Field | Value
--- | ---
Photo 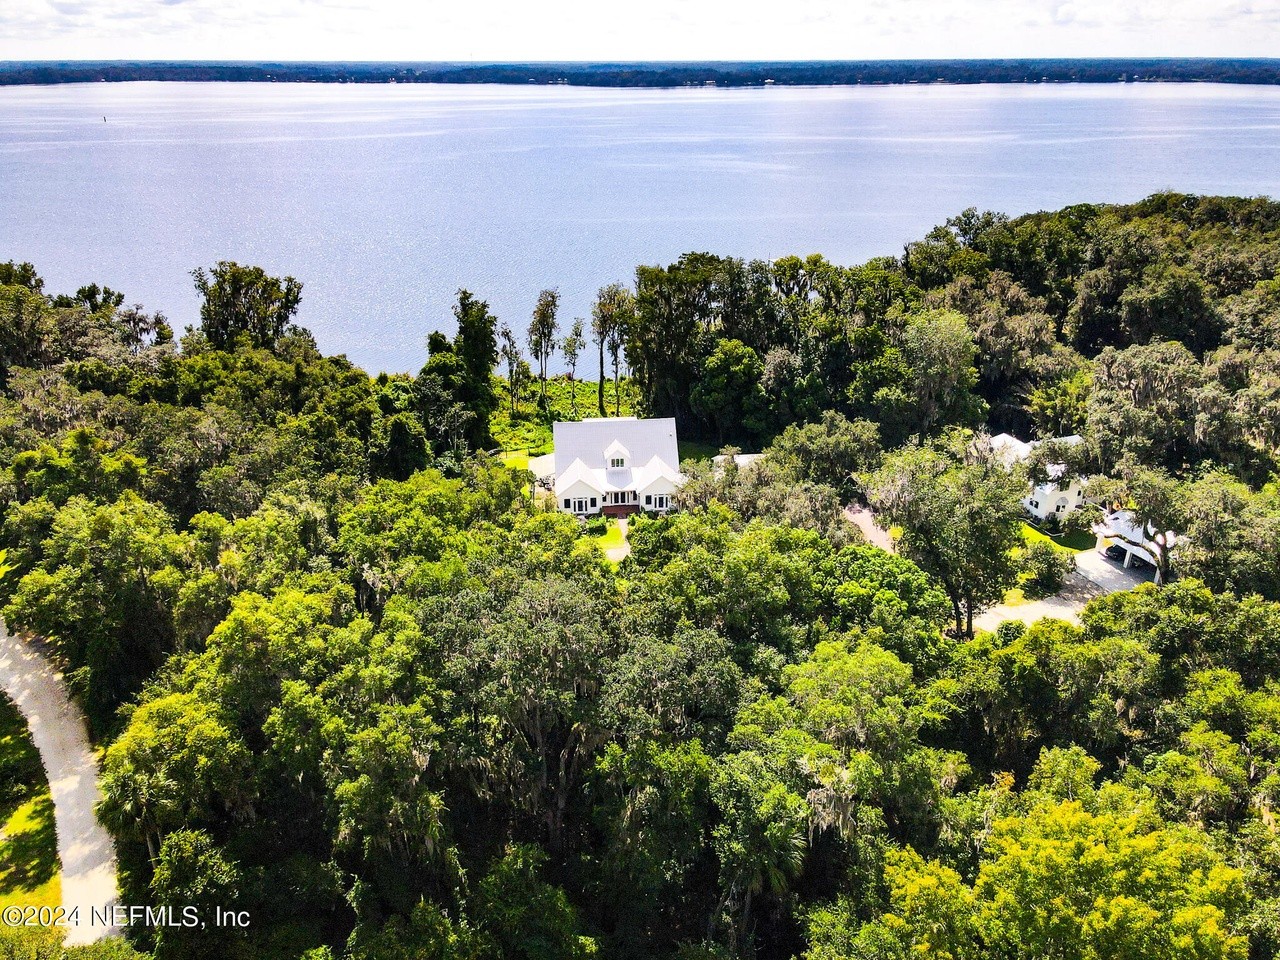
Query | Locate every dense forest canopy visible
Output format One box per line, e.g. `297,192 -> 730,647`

3,58 -> 1280,87
3,192 -> 1280,959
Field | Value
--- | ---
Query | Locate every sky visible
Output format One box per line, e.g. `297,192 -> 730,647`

2,0 -> 1279,62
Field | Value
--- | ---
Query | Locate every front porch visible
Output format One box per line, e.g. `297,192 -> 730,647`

602,503 -> 640,518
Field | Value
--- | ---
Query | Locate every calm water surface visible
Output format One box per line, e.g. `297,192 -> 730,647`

3,81 -> 1280,373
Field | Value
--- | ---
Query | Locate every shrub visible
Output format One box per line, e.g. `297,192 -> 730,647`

1018,540 -> 1076,598
1060,506 -> 1096,536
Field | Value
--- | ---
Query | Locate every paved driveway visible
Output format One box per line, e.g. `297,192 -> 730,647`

527,453 -> 555,483
841,505 -> 1155,633
973,571 -> 1104,631
0,626 -> 119,944
1075,549 -> 1155,592
975,552 -> 1153,633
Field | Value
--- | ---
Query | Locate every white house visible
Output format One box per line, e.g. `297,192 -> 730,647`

989,433 -> 1088,522
552,417 -> 684,517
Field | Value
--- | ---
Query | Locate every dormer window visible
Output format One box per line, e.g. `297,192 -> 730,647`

603,439 -> 630,470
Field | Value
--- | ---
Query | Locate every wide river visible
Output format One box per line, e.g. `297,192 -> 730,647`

3,81 -> 1280,373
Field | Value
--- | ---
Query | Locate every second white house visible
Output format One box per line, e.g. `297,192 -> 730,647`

989,432 -> 1088,522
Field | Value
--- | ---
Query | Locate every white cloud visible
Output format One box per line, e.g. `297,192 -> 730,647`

1,0 -> 1277,59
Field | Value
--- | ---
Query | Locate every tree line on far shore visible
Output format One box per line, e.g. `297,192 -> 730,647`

5,58 -> 1280,87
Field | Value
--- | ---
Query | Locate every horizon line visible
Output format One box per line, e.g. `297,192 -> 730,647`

6,56 -> 1280,65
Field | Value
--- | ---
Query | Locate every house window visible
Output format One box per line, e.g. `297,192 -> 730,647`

652,494 -> 670,510
645,495 -> 651,506
609,457 -> 625,468
1030,500 -> 1039,509
590,498 -> 597,508
563,498 -> 570,509
570,497 -> 590,514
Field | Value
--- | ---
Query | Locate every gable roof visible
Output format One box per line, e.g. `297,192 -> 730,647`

556,458 -> 605,494
553,417 -> 683,497
989,432 -> 1034,465
632,454 -> 684,493
553,417 -> 679,475
990,432 -> 1085,483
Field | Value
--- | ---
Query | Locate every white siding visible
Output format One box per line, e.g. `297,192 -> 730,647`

558,479 -> 603,515
1024,477 -> 1086,521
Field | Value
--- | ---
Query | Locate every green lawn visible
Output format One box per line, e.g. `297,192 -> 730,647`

0,695 -> 58,912
591,519 -> 626,552
1055,529 -> 1097,551
490,375 -> 638,454
0,794 -> 59,911
999,587 -> 1031,606
498,450 -> 530,472
1021,522 -> 1094,553
677,439 -> 721,462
